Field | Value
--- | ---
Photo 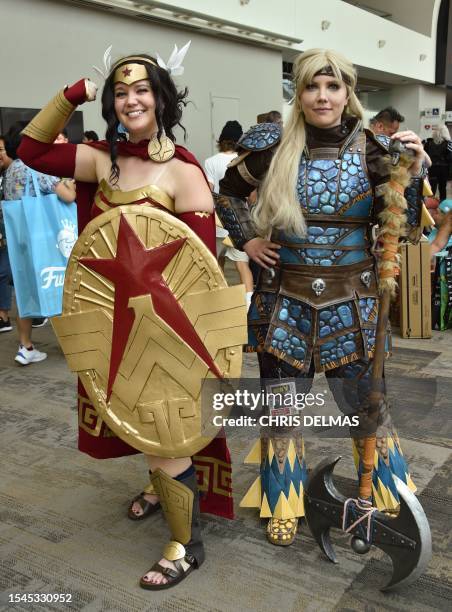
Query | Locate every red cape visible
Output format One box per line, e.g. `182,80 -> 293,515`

74,140 -> 234,519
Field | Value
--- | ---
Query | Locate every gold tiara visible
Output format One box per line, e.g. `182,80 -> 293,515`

112,56 -> 157,85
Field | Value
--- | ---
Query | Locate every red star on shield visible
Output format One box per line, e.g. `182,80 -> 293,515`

81,214 -> 223,400
122,66 -> 132,77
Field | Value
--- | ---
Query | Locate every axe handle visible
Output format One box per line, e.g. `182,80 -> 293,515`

359,288 -> 391,501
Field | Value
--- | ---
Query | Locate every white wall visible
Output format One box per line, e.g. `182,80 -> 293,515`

2,0 -> 445,158
387,85 -> 424,132
152,0 -> 440,82
0,0 -> 282,162
418,85 -> 447,139
366,84 -> 447,138
345,0 -> 437,36
359,91 -> 391,126
294,0 -> 437,82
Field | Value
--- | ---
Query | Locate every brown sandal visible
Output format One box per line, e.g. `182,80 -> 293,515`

128,471 -> 161,521
127,493 -> 161,521
139,542 -> 197,590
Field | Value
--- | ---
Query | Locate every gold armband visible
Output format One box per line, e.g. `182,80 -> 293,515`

21,89 -> 75,143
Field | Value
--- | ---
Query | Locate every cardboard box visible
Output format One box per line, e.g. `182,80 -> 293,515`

399,237 -> 432,338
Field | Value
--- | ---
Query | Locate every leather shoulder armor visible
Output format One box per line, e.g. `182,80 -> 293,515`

364,128 -> 390,153
238,122 -> 282,152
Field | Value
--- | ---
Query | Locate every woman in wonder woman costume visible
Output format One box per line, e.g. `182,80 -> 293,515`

19,49 -> 229,590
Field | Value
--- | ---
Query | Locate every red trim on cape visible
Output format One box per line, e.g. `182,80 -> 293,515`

75,141 -> 208,233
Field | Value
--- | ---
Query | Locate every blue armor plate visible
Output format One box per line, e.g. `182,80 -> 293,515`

238,122 -> 282,151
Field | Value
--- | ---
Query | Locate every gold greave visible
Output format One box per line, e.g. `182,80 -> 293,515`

150,468 -> 193,545
142,481 -> 157,496
21,89 -> 75,143
142,469 -> 157,496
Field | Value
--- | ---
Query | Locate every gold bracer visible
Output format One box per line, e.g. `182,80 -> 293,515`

150,469 -> 193,545
21,89 -> 75,143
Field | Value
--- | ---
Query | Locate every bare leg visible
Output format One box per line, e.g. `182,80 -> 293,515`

17,317 -> 32,347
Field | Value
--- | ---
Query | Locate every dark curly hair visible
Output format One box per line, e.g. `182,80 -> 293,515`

4,121 -> 28,159
101,54 -> 188,184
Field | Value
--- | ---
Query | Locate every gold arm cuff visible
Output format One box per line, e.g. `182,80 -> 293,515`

21,89 -> 75,143
150,469 -> 193,545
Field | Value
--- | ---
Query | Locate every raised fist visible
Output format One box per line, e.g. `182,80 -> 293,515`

85,79 -> 98,102
64,79 -> 96,106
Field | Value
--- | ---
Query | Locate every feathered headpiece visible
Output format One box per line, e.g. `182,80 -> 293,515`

92,41 -> 191,82
156,40 -> 191,76
92,45 -> 113,80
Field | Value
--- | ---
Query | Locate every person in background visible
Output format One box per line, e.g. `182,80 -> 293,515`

423,124 -> 452,202
54,129 -> 69,144
29,129 -> 77,329
0,135 -> 13,332
3,123 -> 76,364
257,110 -> 283,126
54,134 -> 77,202
369,106 -> 404,137
204,120 -> 254,308
82,130 -> 99,143
266,110 -> 282,125
429,199 -> 452,261
429,199 -> 452,330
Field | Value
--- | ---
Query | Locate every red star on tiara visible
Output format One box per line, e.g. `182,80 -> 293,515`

122,66 -> 132,77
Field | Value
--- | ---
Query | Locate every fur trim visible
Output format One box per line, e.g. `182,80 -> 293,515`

378,277 -> 398,294
376,156 -> 411,296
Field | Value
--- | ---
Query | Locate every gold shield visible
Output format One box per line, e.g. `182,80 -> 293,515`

52,205 -> 247,457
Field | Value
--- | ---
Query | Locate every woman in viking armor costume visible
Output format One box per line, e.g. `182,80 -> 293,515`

18,49 -> 219,589
216,48 -> 426,546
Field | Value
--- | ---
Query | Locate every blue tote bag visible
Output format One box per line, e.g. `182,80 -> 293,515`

2,169 -> 78,318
